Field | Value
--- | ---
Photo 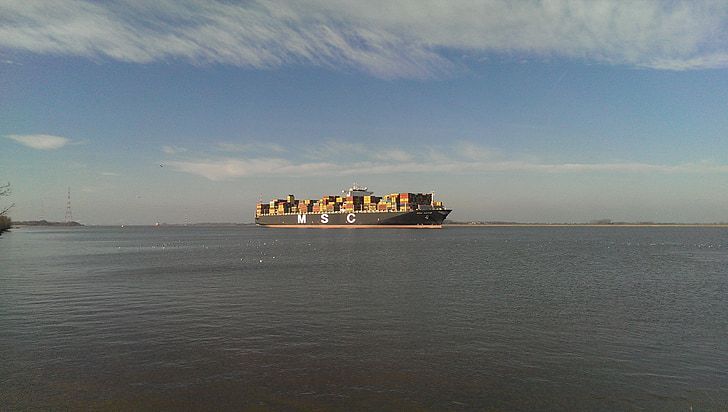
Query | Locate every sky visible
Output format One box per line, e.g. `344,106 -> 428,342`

2,0 -> 728,225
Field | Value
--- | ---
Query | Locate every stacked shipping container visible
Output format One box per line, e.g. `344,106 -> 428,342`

256,192 -> 442,217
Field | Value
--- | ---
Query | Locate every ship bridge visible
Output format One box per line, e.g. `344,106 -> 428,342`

344,183 -> 373,197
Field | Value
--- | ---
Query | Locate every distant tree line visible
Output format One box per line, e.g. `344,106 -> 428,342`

1,182 -> 13,234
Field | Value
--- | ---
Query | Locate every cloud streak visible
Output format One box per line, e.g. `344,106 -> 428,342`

162,145 -> 187,154
2,0 -> 726,78
165,142 -> 728,181
6,134 -> 71,149
214,142 -> 287,154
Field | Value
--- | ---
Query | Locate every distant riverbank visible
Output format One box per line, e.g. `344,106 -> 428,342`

12,220 -> 83,227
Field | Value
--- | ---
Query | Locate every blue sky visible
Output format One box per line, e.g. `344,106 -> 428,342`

2,0 -> 727,224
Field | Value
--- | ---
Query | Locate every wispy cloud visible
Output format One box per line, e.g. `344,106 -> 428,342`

6,134 -> 70,149
166,141 -> 728,181
214,142 -> 287,153
452,141 -> 500,161
302,141 -> 366,160
167,157 -> 335,181
1,1 -> 726,78
162,145 -> 187,154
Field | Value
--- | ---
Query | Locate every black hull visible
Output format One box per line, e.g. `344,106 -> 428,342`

255,209 -> 451,228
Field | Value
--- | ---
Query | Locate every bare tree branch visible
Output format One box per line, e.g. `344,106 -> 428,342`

0,182 -> 11,197
1,182 -> 14,216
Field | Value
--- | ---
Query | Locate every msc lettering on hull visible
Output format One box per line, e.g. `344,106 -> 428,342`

295,213 -> 358,224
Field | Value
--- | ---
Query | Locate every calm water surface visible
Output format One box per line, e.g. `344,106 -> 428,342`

1,225 -> 726,410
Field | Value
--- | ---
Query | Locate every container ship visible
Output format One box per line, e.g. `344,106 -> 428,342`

255,185 -> 451,228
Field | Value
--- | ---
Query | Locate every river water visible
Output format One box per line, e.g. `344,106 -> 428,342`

2,225 -> 726,410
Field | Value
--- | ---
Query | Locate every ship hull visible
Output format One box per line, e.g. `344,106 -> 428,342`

255,209 -> 451,228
